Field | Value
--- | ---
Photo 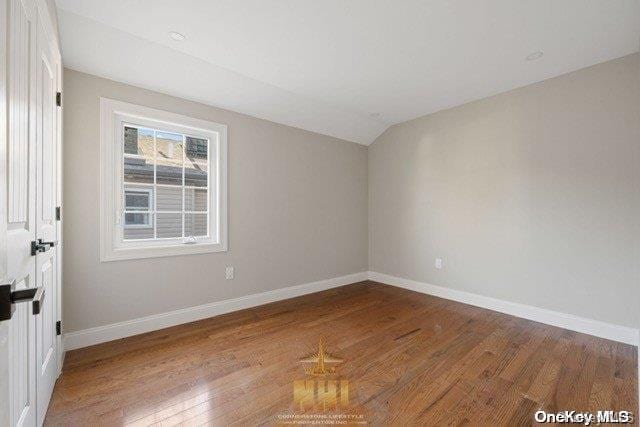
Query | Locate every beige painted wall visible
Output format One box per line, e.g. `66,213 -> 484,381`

63,69 -> 368,332
369,53 -> 640,329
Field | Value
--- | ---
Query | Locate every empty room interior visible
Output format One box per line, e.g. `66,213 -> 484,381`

1,0 -> 639,425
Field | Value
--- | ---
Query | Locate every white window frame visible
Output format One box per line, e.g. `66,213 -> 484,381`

100,98 -> 228,261
123,187 -> 153,229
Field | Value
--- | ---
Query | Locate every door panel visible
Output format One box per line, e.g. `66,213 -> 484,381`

7,0 -> 30,223
37,259 -> 54,373
9,296 -> 35,427
35,12 -> 58,423
6,0 -> 37,425
5,0 -> 60,424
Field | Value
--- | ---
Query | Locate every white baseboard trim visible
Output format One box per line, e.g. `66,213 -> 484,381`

368,271 -> 639,347
64,271 -> 368,350
64,270 -> 638,350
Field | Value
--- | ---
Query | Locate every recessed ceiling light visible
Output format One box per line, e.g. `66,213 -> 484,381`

168,31 -> 186,41
525,51 -> 543,61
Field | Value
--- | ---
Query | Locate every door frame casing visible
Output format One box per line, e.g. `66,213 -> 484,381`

55,33 -> 63,376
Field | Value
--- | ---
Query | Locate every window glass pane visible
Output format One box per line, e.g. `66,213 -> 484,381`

156,213 -> 183,238
185,136 -> 208,187
185,136 -> 208,159
156,186 -> 182,212
119,122 -> 216,247
125,212 -> 150,225
124,127 -> 154,184
124,126 -> 139,155
124,188 -> 151,210
123,214 -> 154,240
185,188 -> 207,212
184,213 -> 208,237
156,131 -> 183,186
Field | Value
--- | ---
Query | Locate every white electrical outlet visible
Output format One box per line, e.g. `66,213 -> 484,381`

225,266 -> 234,280
435,258 -> 443,270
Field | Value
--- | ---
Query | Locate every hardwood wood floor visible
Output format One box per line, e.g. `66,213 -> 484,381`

45,281 -> 638,426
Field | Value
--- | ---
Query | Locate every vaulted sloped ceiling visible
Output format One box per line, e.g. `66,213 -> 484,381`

56,0 -> 640,145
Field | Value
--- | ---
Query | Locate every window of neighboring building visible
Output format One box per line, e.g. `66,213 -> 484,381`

100,98 -> 228,261
124,126 -> 139,155
124,188 -> 153,228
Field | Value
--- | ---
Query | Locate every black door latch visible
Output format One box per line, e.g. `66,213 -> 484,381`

0,279 -> 45,320
31,239 -> 56,256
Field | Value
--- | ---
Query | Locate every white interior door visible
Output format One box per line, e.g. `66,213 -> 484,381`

4,0 -> 60,425
6,0 -> 38,425
34,6 -> 59,423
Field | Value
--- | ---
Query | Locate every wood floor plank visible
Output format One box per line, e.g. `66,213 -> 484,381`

45,281 -> 638,426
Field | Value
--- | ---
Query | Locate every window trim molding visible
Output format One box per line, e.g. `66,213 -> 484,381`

100,98 -> 228,262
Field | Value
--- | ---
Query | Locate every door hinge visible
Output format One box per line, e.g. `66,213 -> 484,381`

56,321 -> 61,336
56,92 -> 62,107
56,206 -> 61,221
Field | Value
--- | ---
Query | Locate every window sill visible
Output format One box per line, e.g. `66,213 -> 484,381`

101,241 -> 227,262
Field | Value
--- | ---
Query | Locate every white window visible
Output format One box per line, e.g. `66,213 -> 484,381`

100,98 -> 227,261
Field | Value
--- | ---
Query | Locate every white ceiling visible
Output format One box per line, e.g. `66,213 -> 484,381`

56,0 -> 640,145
